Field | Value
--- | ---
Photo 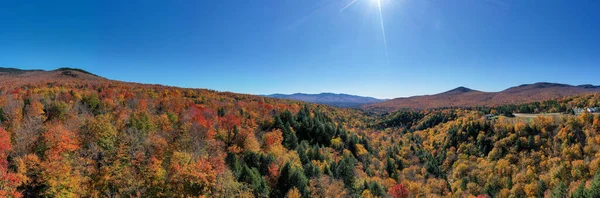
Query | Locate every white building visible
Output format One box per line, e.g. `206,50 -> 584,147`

573,107 -> 599,114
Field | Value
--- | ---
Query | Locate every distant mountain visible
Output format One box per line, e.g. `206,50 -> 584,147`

364,82 -> 600,111
265,93 -> 385,108
0,67 -> 44,73
0,67 -> 104,83
439,86 -> 479,95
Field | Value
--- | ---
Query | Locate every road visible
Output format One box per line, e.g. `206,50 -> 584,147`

513,113 -> 600,118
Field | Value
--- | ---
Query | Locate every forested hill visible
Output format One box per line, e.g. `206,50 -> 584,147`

0,67 -> 105,83
365,82 -> 600,111
0,68 -> 373,197
2,68 -> 600,197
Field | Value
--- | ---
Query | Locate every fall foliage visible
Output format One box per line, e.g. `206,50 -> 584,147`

2,70 -> 600,197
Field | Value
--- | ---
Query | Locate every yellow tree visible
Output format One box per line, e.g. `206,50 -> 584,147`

39,124 -> 86,197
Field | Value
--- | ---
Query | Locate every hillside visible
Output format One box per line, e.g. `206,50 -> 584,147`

3,69 -> 600,197
0,67 -> 105,84
0,67 -> 374,197
266,93 -> 385,108
365,82 -> 600,111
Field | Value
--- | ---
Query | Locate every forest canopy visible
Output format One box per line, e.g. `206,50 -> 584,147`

1,76 -> 600,197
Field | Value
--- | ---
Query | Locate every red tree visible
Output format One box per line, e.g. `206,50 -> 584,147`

0,128 -> 23,197
389,183 -> 409,198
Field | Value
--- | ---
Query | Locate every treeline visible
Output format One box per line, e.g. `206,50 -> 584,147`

475,93 -> 600,115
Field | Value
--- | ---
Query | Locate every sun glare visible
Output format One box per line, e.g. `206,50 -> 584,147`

342,0 -> 390,63
375,0 -> 389,64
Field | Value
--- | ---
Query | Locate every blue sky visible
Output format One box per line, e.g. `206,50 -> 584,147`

1,0 -> 599,99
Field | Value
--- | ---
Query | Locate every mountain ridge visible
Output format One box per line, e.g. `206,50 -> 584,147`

439,86 -> 481,95
3,67 -> 599,112
0,67 -> 97,75
365,82 -> 600,111
0,67 -> 105,84
265,92 -> 386,108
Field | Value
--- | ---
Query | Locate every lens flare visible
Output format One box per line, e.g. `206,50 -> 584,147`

376,0 -> 389,64
341,0 -> 392,64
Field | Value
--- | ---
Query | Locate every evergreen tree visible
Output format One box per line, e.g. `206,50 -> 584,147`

571,181 -> 587,198
282,123 -> 298,150
217,107 -> 226,117
303,162 -> 322,178
551,181 -> 567,198
589,171 -> 600,197
335,156 -> 356,188
368,181 -> 386,197
239,165 -> 269,197
272,163 -> 309,197
537,180 -> 548,198
528,135 -> 535,149
273,113 -> 298,150
297,141 -> 310,164
323,164 -> 332,176
226,152 -> 242,178
386,157 -> 396,178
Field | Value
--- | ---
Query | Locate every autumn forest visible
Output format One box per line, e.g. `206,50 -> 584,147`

1,69 -> 600,198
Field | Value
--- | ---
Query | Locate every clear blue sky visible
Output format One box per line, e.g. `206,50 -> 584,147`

1,0 -> 599,99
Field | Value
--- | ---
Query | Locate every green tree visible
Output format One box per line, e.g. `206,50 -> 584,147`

87,114 -> 117,153
226,152 -> 242,178
82,93 -> 100,113
0,108 -> 6,122
273,114 -> 298,150
589,171 -> 600,197
239,165 -> 269,197
551,181 -> 567,198
335,156 -> 356,188
129,112 -> 153,133
366,181 -> 386,197
537,180 -> 548,198
272,163 -> 309,197
46,101 -> 69,120
571,181 -> 587,198
386,157 -> 396,178
282,123 -> 298,150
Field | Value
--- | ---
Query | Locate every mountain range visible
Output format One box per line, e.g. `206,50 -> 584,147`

3,67 -> 599,112
265,93 -> 386,108
365,82 -> 600,111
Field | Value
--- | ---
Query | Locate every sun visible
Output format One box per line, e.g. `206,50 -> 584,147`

342,0 -> 391,63
340,0 -> 393,63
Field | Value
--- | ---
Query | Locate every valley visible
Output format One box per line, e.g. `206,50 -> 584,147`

1,68 -> 600,197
